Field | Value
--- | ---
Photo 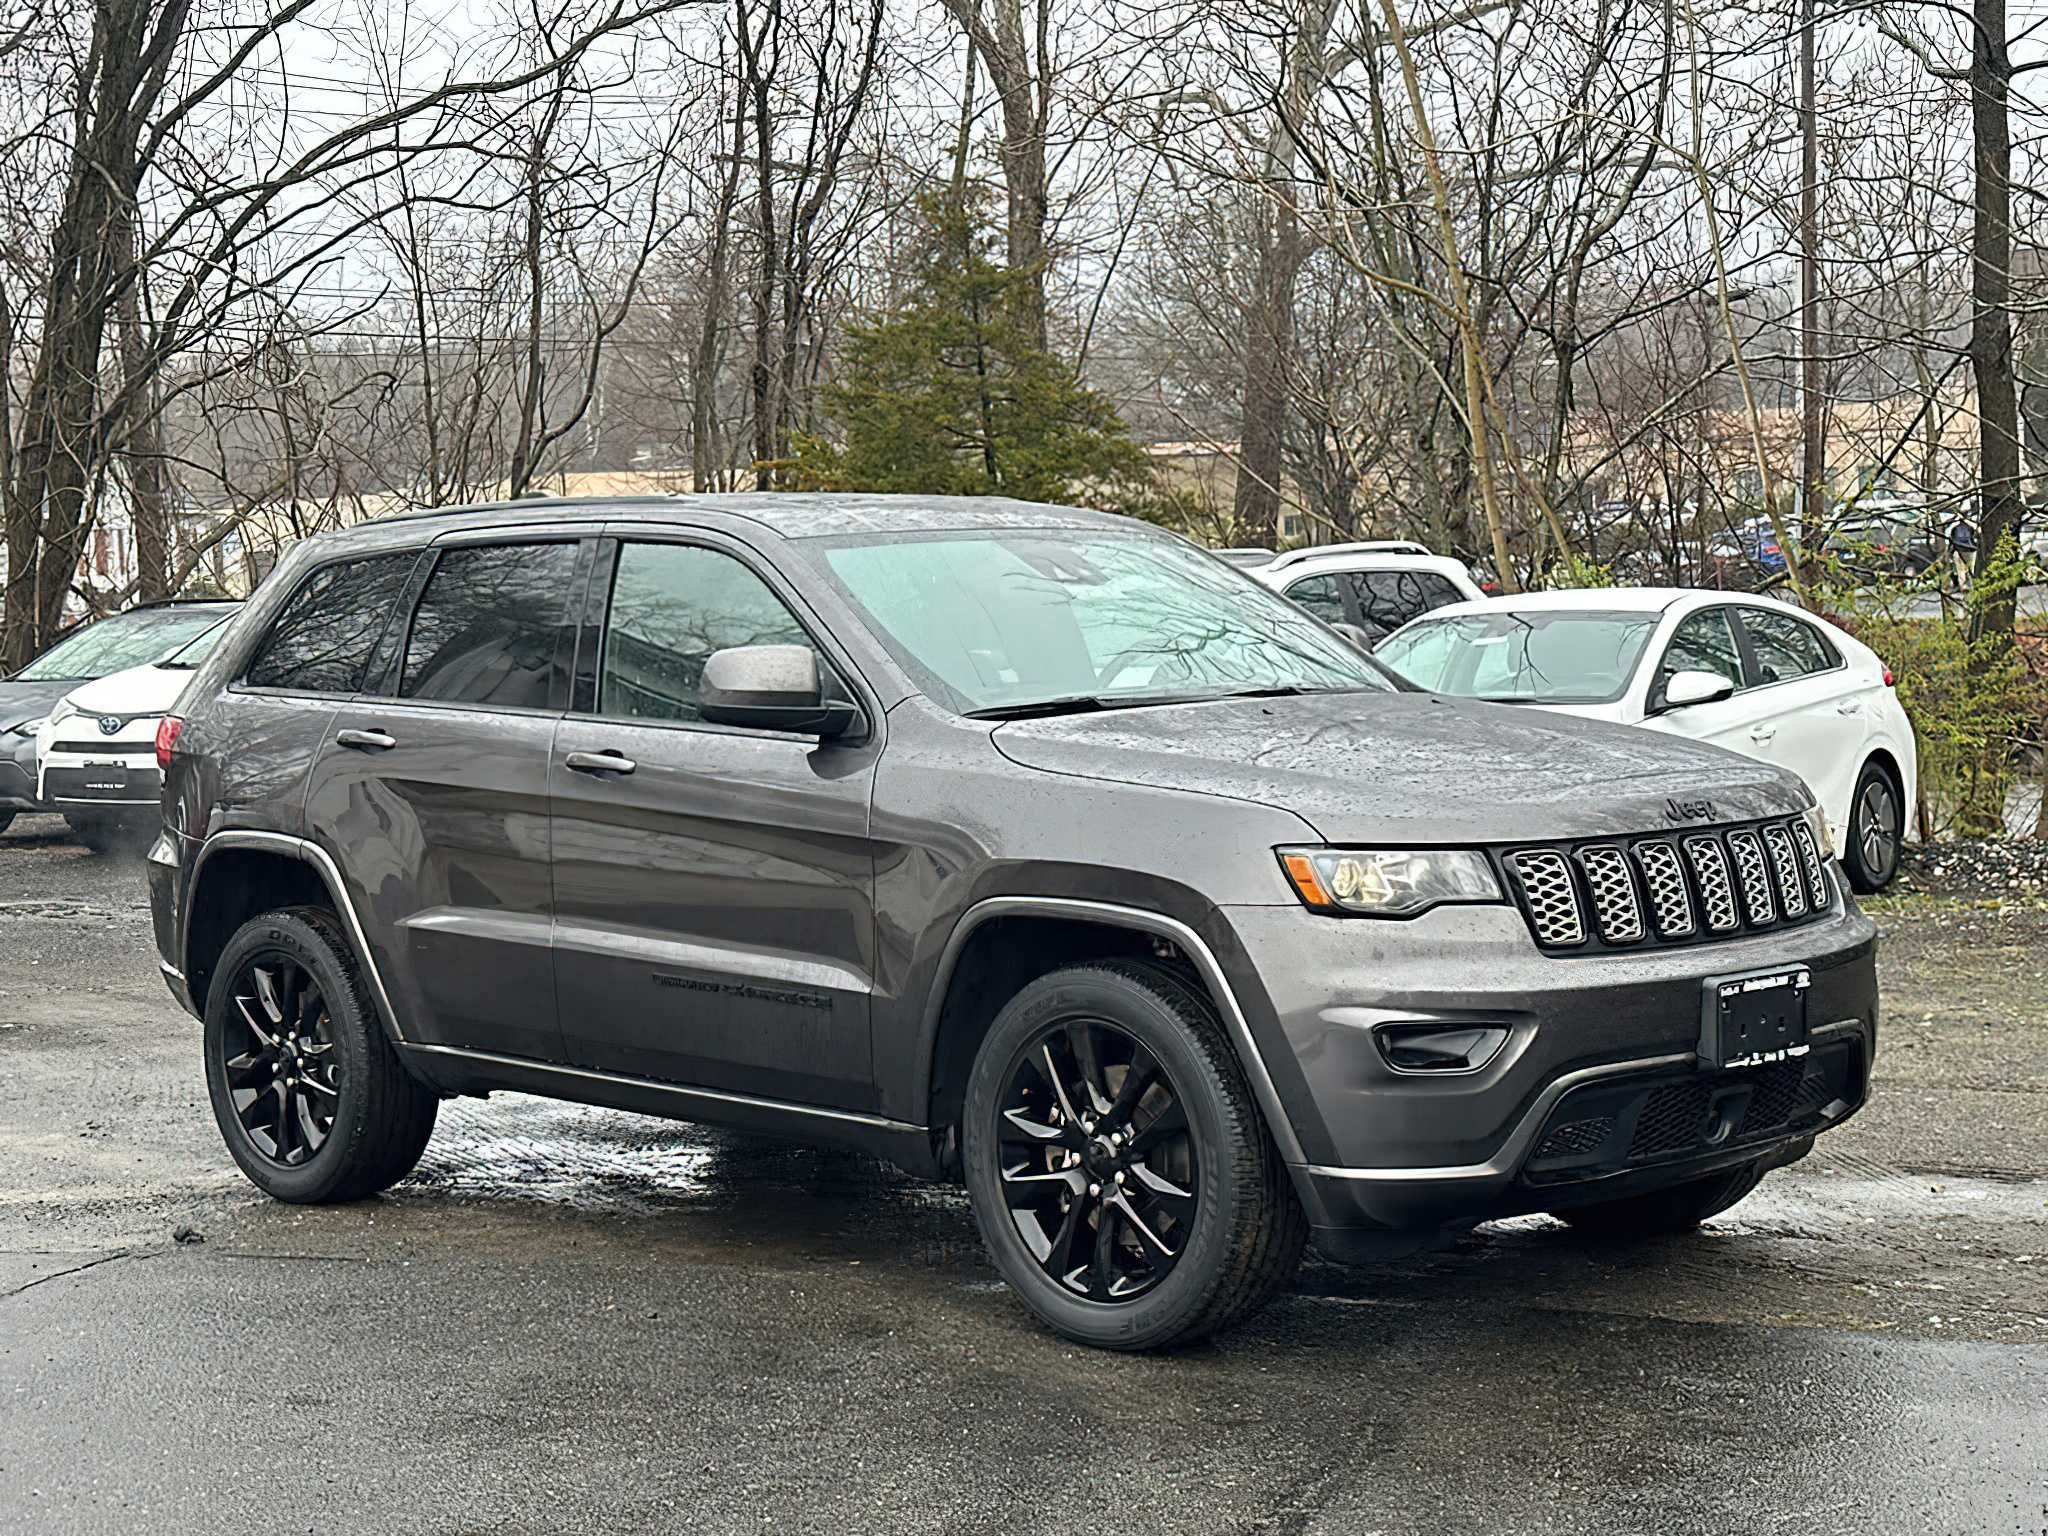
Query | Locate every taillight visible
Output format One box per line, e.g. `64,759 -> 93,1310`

1882,668 -> 1895,687
155,715 -> 185,772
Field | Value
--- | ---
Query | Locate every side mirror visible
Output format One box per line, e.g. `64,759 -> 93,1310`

1330,621 -> 1376,651
698,645 -> 858,739
1659,668 -> 1736,711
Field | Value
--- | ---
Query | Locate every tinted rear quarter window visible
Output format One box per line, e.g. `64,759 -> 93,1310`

400,543 -> 580,709
245,553 -> 421,694
1281,574 -> 1346,625
1350,570 -> 1463,637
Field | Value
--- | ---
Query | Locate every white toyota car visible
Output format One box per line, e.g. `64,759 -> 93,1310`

35,616 -> 233,849
1374,588 -> 1917,891
1251,541 -> 1487,642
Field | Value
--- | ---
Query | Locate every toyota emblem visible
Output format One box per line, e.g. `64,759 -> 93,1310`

98,715 -> 123,736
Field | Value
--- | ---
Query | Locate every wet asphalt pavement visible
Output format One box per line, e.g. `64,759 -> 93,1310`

2,816 -> 2045,1534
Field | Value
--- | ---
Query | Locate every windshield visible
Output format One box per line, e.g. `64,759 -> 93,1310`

1376,610 -> 1660,704
816,529 -> 1395,715
15,607 -> 234,683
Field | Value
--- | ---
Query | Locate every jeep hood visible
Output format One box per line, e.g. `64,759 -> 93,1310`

989,691 -> 1805,844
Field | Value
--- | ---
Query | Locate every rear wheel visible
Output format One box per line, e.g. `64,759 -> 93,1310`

1843,761 -> 1902,893
203,906 -> 437,1203
1554,1162 -> 1765,1237
961,960 -> 1305,1351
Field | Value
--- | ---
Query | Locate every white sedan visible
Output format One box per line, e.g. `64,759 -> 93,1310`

1374,588 -> 1917,891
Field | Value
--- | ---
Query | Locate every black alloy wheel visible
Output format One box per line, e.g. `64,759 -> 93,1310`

995,1018 -> 1199,1303
221,952 -> 341,1166
1846,764 -> 1901,892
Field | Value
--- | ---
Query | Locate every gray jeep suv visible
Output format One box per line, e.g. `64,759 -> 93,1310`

148,495 -> 1877,1349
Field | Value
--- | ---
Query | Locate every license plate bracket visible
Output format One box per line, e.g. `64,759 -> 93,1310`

1700,966 -> 1810,1069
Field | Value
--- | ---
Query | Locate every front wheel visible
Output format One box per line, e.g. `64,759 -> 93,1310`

1554,1161 -> 1765,1237
203,906 -> 438,1203
1843,762 -> 1903,893
961,960 -> 1305,1351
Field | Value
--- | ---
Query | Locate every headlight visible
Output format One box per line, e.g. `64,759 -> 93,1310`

1802,803 -> 1835,860
4,714 -> 45,739
44,698 -> 79,732
1278,846 -> 1503,917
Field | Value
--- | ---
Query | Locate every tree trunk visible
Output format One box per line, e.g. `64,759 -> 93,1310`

115,210 -> 169,600
943,0 -> 1048,348
1967,0 -> 2020,646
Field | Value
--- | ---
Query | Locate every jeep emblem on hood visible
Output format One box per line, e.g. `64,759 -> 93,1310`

1664,796 -> 1717,823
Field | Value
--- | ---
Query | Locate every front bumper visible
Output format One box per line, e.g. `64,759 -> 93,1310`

1217,888 -> 1878,1252
0,733 -> 44,812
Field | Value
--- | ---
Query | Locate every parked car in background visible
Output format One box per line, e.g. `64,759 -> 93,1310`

1375,589 -> 1916,891
35,615 -> 235,850
149,495 -> 1874,1351
0,600 -> 241,840
1210,547 -> 1277,569
1821,513 -> 1937,579
1252,541 -> 1485,642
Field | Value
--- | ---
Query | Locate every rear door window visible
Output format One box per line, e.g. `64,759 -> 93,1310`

245,552 -> 421,694
1738,608 -> 1839,685
399,543 -> 580,709
1281,574 -> 1348,625
1348,570 -> 1464,638
596,542 -> 815,724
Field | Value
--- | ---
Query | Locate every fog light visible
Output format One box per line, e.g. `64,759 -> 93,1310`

1375,1023 -> 1509,1074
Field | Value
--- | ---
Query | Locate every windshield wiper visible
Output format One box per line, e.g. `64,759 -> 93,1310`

963,695 -> 1113,720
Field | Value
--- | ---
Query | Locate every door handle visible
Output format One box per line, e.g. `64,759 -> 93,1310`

564,750 -> 636,776
1836,700 -> 1863,715
1749,725 -> 1777,743
336,729 -> 396,751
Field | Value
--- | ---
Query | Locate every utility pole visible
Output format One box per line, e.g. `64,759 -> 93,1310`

1798,0 -> 1823,575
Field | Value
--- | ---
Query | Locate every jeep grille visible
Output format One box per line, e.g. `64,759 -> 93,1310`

1503,816 -> 1834,954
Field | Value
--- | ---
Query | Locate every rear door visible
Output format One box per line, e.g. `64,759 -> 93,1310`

549,527 -> 882,1111
1728,604 -> 1866,823
305,532 -> 588,1062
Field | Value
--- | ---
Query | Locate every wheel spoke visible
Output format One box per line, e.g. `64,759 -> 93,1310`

1066,1022 -> 1113,1115
1086,1204 -> 1120,1298
297,1073 -> 339,1100
1043,1194 -> 1088,1282
1038,1043 -> 1086,1129
1130,1162 -> 1196,1227
1111,1192 -> 1180,1261
1102,1046 -> 1159,1130
252,965 -> 287,1026
1000,1163 -> 1084,1209
999,1106 -> 1075,1149
1126,1095 -> 1187,1156
234,994 -> 280,1051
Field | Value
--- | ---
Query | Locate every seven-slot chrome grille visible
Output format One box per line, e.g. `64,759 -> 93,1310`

1504,817 -> 1833,953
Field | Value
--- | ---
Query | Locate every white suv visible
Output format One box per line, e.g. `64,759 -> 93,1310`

1251,542 -> 1486,642
36,616 -> 232,849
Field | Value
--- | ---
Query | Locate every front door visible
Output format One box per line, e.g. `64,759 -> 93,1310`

304,534 -> 585,1062
549,532 -> 881,1111
1641,605 -> 1760,760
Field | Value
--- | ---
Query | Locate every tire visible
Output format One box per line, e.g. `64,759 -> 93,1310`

203,906 -> 437,1203
0,809 -> 14,838
64,814 -> 120,854
961,959 -> 1306,1351
1843,760 -> 1903,893
1555,1161 -> 1765,1237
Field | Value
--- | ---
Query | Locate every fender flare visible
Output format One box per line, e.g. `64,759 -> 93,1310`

916,895 -> 1308,1165
186,830 -> 408,1043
